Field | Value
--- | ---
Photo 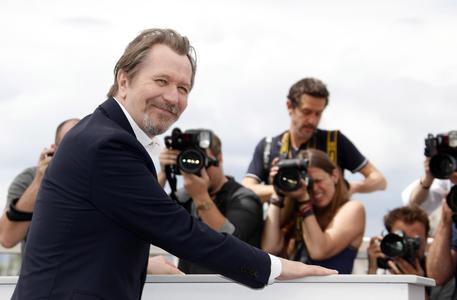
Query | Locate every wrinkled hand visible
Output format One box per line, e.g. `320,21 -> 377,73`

147,256 -> 184,275
276,257 -> 337,280
389,256 -> 424,276
35,145 -> 56,181
182,168 -> 210,199
159,149 -> 180,172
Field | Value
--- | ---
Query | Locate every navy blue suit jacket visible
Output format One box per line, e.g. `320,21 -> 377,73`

12,98 -> 270,300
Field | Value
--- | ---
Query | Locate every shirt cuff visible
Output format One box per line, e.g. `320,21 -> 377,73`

267,254 -> 282,284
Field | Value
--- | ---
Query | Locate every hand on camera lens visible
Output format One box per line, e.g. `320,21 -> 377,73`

182,168 -> 210,199
268,157 -> 280,185
389,257 -> 424,276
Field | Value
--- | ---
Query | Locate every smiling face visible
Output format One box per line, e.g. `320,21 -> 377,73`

116,44 -> 192,137
308,166 -> 339,208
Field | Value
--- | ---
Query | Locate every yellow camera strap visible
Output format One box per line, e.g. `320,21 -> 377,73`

326,130 -> 338,165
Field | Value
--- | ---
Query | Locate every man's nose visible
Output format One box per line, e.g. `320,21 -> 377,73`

162,86 -> 180,104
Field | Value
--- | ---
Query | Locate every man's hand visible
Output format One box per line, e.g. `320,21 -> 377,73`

388,257 -> 425,277
35,145 -> 56,182
159,149 -> 180,172
147,256 -> 184,275
276,257 -> 337,280
182,168 -> 210,200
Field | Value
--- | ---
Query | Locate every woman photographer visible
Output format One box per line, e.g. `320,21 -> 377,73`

262,149 -> 365,274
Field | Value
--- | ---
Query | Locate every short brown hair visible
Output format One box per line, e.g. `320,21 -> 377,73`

209,133 -> 222,157
107,28 -> 197,98
55,118 -> 80,145
384,206 -> 430,236
287,77 -> 329,107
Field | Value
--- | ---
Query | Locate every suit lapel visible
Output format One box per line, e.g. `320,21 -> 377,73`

98,98 -> 158,179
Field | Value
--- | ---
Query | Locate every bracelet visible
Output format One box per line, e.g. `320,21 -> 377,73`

269,195 -> 284,208
6,198 -> 33,222
297,202 -> 314,218
419,178 -> 431,190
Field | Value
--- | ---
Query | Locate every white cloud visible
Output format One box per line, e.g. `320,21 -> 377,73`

1,0 -> 456,235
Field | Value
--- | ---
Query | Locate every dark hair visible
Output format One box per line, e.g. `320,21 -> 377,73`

287,77 -> 329,107
107,28 -> 197,98
384,206 -> 430,236
55,118 -> 80,145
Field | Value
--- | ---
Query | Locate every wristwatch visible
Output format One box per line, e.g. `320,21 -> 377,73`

196,200 -> 213,211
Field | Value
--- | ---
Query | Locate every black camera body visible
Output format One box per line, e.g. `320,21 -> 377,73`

272,159 -> 313,192
164,128 -> 217,175
376,230 -> 421,269
425,131 -> 457,179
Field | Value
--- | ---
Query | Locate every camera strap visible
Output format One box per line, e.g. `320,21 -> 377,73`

165,165 -> 178,201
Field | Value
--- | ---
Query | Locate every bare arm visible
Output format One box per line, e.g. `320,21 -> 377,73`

261,203 -> 285,254
242,177 -> 274,203
0,147 -> 53,248
426,200 -> 457,285
301,201 -> 365,260
349,162 -> 387,194
406,158 -> 435,206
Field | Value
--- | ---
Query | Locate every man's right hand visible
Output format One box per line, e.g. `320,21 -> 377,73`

276,257 -> 337,280
35,145 -> 56,182
159,149 -> 180,172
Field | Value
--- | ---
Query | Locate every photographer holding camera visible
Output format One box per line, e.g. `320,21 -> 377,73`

243,77 -> 386,203
367,206 -> 429,276
262,149 -> 365,274
0,118 -> 79,254
158,128 -> 264,274
402,131 -> 457,236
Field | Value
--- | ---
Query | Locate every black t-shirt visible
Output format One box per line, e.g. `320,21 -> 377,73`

245,129 -> 368,183
177,177 -> 263,274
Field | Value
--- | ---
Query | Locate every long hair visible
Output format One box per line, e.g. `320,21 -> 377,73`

299,149 -> 349,230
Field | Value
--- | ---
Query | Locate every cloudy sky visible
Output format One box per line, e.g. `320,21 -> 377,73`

0,0 -> 456,235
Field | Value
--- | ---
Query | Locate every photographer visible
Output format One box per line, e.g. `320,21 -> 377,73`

367,206 -> 429,276
0,118 -> 79,253
262,149 -> 365,274
243,77 -> 386,203
402,131 -> 457,236
158,130 -> 264,274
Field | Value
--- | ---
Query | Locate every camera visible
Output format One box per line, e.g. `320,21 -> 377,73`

272,159 -> 313,192
425,131 -> 457,179
164,127 -> 218,174
376,230 -> 420,269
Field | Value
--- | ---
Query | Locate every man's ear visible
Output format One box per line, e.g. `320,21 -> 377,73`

286,100 -> 294,115
117,70 -> 129,100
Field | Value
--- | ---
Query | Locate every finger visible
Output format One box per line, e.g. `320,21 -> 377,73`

387,260 -> 401,274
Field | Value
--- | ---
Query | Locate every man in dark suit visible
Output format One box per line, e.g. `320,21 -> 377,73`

12,28 -> 336,300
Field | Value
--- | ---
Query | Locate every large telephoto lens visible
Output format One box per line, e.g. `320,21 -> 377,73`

380,233 -> 405,257
177,148 -> 205,174
430,153 -> 457,179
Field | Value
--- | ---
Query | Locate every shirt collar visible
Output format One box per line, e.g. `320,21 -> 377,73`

113,97 -> 161,157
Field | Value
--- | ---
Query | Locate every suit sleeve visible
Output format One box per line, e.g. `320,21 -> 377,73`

90,137 -> 270,288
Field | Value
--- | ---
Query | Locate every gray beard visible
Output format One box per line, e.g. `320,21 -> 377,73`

143,115 -> 165,137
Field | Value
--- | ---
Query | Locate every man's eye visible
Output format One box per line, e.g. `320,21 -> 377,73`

178,86 -> 189,95
156,79 -> 167,85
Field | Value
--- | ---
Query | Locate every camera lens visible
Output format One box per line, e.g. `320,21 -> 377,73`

177,148 -> 205,174
274,169 -> 301,192
430,153 -> 457,179
447,186 -> 457,212
380,233 -> 405,257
